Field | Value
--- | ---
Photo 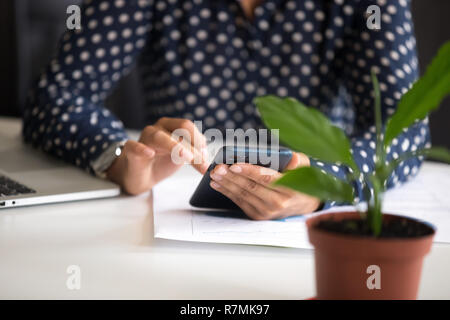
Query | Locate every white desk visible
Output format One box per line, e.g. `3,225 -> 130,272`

0,117 -> 449,299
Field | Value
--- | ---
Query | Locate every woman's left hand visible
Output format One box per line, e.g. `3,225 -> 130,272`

209,152 -> 321,220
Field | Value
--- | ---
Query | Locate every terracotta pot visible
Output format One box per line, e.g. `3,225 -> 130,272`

306,211 -> 435,300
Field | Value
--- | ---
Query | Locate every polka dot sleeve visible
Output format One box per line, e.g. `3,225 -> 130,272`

311,0 -> 430,208
22,0 -> 153,173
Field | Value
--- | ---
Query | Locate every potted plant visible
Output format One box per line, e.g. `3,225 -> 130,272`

254,41 -> 450,300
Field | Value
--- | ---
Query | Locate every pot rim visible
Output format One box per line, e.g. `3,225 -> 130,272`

306,211 -> 436,242
306,211 -> 436,260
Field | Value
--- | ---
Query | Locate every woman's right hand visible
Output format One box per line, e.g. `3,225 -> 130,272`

106,117 -> 208,195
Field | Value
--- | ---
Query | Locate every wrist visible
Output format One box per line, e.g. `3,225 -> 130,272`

105,152 -> 124,184
91,140 -> 127,178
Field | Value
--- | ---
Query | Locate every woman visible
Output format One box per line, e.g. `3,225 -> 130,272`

23,0 -> 429,220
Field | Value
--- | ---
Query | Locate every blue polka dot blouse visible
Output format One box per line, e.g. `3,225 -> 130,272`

23,0 -> 430,208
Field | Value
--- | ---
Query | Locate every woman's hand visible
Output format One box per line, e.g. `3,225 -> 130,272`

106,117 -> 208,195
209,153 -> 321,220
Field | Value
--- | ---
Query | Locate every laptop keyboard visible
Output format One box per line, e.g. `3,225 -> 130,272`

0,175 -> 36,197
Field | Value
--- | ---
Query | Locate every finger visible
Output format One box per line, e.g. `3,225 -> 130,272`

211,164 -> 290,219
139,125 -> 184,155
212,164 -> 283,203
227,163 -> 297,196
156,119 -> 209,172
123,140 -> 155,160
139,125 -> 207,173
227,163 -> 282,186
209,180 -> 266,220
156,117 -> 208,151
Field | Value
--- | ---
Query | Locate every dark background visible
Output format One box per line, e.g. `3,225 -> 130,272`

0,0 -> 449,147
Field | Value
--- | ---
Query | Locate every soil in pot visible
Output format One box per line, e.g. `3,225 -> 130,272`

316,215 -> 434,238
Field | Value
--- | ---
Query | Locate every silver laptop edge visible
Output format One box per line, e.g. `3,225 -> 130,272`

0,133 -> 121,209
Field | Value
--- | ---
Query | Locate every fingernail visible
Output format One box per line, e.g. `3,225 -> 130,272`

215,166 -> 227,175
210,181 -> 220,189
229,165 -> 242,173
210,173 -> 222,181
144,148 -> 155,158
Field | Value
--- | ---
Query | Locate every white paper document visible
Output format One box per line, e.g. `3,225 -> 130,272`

153,162 -> 450,248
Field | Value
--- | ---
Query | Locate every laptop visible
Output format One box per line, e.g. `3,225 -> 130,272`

0,129 -> 120,209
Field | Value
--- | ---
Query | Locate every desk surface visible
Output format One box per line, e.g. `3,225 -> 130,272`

0,117 -> 449,299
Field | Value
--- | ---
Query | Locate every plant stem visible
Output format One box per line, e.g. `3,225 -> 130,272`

371,70 -> 384,166
369,70 -> 385,236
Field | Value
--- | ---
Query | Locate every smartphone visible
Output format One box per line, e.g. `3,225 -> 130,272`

189,146 -> 293,210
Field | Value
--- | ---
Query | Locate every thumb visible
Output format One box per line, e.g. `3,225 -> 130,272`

284,152 -> 309,171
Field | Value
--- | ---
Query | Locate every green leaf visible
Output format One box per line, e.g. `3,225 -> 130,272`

384,41 -> 450,147
371,70 -> 385,165
374,163 -> 395,187
423,146 -> 450,163
375,146 -> 450,186
254,95 -> 358,171
274,166 -> 354,203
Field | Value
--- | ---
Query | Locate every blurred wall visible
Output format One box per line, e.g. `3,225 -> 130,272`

411,0 -> 450,149
0,0 -> 449,146
0,0 -> 145,128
